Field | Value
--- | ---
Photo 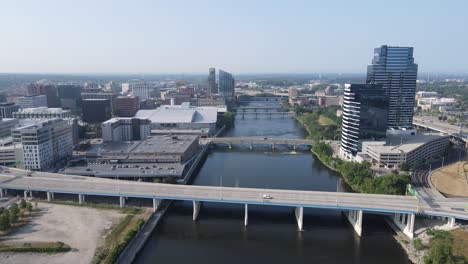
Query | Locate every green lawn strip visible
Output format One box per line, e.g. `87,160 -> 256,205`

0,241 -> 71,253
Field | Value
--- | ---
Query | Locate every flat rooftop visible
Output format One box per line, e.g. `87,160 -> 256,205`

87,135 -> 199,156
366,133 -> 448,154
135,104 -> 217,124
61,162 -> 185,178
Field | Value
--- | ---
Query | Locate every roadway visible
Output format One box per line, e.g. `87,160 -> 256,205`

0,168 -> 467,220
413,116 -> 468,143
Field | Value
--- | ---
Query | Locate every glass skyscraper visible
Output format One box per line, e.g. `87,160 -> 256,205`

367,46 -> 418,129
340,84 -> 388,157
218,69 -> 235,103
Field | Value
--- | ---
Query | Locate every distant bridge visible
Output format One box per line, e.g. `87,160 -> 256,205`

201,137 -> 315,149
1,167 -> 467,239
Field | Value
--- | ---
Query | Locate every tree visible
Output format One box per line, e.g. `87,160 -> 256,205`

400,162 -> 410,171
8,209 -> 18,224
20,199 -> 27,209
162,177 -> 177,184
26,202 -> 33,213
223,112 -> 236,128
424,230 -> 456,264
0,212 -> 10,230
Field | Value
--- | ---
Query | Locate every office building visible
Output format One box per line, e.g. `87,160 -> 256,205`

340,84 -> 389,159
11,118 -> 73,170
208,68 -> 217,95
0,118 -> 19,138
218,69 -> 235,103
82,99 -> 112,123
359,133 -> 449,169
114,96 -> 140,117
0,102 -> 19,118
121,83 -> 130,93
102,117 -> 151,142
13,107 -> 72,119
27,82 -> 60,108
367,45 -> 418,129
131,81 -> 153,101
81,91 -> 116,112
0,137 -> 23,166
17,95 -> 48,109
57,85 -> 82,110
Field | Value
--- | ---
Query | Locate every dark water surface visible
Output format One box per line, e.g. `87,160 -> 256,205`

134,102 -> 410,264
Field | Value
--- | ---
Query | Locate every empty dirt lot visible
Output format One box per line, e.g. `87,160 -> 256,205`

431,161 -> 468,197
0,202 -> 124,264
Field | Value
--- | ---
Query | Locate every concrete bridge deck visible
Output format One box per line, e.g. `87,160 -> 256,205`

201,137 -> 315,147
1,167 -> 467,239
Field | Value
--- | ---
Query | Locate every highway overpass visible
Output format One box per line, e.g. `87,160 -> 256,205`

1,167 -> 467,239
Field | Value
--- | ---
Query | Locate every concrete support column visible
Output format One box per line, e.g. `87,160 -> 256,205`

78,194 -> 85,205
295,206 -> 303,231
448,217 -> 456,228
47,192 -> 53,202
293,145 -> 296,150
153,198 -> 161,212
119,196 -> 125,208
244,204 -> 248,226
193,201 -> 201,221
24,190 -> 28,200
0,189 -> 3,198
271,143 -> 276,150
249,144 -> 253,150
345,210 -> 363,236
229,143 -> 232,149
393,213 -> 415,239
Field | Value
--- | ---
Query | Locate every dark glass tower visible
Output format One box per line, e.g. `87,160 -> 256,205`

207,68 -> 217,95
218,69 -> 235,103
340,84 -> 388,156
367,46 -> 418,129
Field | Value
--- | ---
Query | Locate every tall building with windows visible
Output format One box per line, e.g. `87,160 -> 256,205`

12,118 -> 73,170
340,84 -> 389,159
101,117 -> 151,142
27,83 -> 60,108
207,68 -> 217,95
367,45 -> 418,129
218,70 -> 235,103
131,81 -> 153,101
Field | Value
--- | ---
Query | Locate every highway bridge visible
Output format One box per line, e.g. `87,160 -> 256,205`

201,137 -> 315,149
1,167 -> 467,239
235,106 -> 288,111
413,117 -> 468,146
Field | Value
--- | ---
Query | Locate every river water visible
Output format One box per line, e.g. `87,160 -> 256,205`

134,101 -> 411,264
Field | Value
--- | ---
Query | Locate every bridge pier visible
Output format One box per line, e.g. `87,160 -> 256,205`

249,143 -> 253,149
295,206 -> 303,231
344,210 -> 363,236
46,191 -> 54,202
293,145 -> 296,151
78,194 -> 85,205
0,188 -> 4,198
447,217 -> 456,228
228,143 -> 232,149
244,204 -> 248,226
119,196 -> 125,208
153,198 -> 161,212
193,201 -> 201,221
392,213 -> 415,239
24,190 -> 32,200
271,143 -> 276,150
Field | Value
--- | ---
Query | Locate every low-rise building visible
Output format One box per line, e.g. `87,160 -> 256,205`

13,107 -> 72,119
102,117 -> 151,142
0,137 -> 23,166
16,95 -> 47,108
114,96 -> 140,117
84,135 -> 199,164
0,102 -> 20,118
417,97 -> 457,112
358,133 -> 450,168
135,103 -> 218,135
0,118 -> 19,138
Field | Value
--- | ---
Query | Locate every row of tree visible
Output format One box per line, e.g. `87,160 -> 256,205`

312,142 -> 410,195
0,199 -> 33,231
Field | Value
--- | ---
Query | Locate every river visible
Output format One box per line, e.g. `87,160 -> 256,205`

134,101 -> 411,264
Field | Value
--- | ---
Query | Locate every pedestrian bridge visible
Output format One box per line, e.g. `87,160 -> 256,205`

201,137 -> 315,149
1,168 -> 467,239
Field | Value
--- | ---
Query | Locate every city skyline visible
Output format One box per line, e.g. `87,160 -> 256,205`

1,0 -> 468,74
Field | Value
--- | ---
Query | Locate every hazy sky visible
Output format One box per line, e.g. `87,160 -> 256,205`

1,0 -> 467,74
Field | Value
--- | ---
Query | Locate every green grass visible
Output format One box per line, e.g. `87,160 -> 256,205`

318,115 -> 337,126
0,241 -> 71,253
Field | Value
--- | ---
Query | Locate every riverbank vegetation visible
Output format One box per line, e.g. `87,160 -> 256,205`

0,200 -> 35,232
312,142 -> 410,195
0,241 -> 71,253
424,229 -> 467,264
295,106 -> 341,140
92,210 -> 147,264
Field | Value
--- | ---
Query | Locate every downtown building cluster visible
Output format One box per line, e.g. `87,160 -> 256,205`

339,46 -> 449,168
